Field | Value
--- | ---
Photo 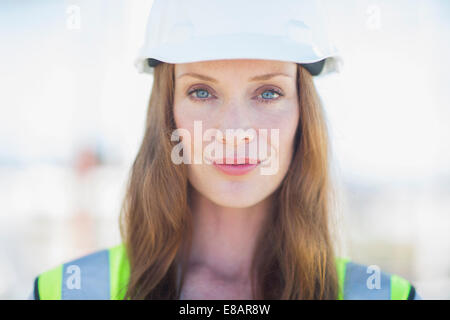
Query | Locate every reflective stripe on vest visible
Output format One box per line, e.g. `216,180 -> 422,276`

36,244 -> 412,300
335,257 -> 413,300
37,244 -> 129,300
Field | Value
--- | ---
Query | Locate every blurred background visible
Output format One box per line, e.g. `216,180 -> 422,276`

0,0 -> 449,299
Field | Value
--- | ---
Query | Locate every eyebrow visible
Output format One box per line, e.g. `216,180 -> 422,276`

176,72 -> 292,83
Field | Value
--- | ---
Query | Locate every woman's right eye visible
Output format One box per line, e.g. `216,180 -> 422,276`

188,88 -> 213,101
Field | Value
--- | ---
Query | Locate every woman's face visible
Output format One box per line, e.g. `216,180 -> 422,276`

173,59 -> 299,208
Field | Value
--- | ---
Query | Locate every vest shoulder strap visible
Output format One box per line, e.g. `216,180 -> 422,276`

35,243 -> 130,300
336,257 -> 414,300
109,243 -> 130,299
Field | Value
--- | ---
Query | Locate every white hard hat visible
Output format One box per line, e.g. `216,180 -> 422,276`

135,0 -> 342,77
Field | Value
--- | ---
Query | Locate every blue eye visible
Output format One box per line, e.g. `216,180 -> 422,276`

261,90 -> 279,99
189,88 -> 212,100
258,89 -> 282,103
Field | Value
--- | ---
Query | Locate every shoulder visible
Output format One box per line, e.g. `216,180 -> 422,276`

33,243 -> 129,300
336,257 -> 420,300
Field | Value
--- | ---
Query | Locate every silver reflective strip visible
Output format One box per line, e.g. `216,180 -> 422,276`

62,249 -> 110,299
344,261 -> 391,300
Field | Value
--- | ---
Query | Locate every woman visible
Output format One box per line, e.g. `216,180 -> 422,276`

30,0 -> 420,300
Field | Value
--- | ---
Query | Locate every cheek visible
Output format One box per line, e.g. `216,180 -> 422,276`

173,100 -> 213,167
255,104 -> 299,164
279,109 -> 299,160
174,93 -> 214,124
173,99 -> 190,130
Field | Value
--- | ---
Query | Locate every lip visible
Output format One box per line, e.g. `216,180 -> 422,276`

210,157 -> 261,176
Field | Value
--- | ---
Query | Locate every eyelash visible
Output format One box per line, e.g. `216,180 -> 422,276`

187,86 -> 284,104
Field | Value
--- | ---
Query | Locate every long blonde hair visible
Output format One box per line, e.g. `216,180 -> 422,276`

119,62 -> 338,299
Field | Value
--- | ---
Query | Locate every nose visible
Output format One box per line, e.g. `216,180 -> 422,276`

218,129 -> 255,145
216,100 -> 255,146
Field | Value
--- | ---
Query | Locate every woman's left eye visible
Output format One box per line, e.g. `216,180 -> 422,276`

257,89 -> 283,103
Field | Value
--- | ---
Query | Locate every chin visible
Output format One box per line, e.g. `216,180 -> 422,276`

207,193 -> 263,208
188,171 -> 277,208
205,182 -> 269,208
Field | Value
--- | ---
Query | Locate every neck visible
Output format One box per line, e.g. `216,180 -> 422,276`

185,187 -> 274,282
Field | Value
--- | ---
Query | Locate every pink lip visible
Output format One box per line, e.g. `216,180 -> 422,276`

211,157 -> 261,176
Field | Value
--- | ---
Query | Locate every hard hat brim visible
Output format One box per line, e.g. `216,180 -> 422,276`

146,58 -> 328,76
135,33 -> 341,77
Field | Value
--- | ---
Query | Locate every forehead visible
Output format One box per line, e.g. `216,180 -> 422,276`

174,59 -> 297,78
